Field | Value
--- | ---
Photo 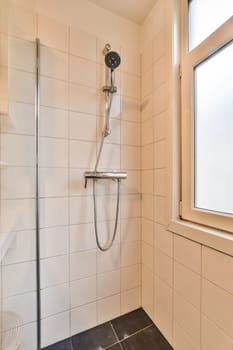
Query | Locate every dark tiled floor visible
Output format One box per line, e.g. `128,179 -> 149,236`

43,308 -> 173,350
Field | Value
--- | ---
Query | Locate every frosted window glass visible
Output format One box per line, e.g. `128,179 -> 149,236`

189,0 -> 233,50
194,41 -> 233,215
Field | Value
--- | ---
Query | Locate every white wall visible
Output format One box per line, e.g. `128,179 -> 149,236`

0,0 -> 142,348
141,1 -> 233,349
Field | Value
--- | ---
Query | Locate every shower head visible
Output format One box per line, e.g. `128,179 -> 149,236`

105,51 -> 121,70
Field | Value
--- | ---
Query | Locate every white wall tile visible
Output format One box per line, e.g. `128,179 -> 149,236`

142,195 -> 154,221
70,112 -> 96,142
121,170 -> 141,195
70,140 -> 96,169
121,97 -> 140,123
121,218 -> 141,244
40,226 -> 69,259
174,261 -> 201,310
203,247 -> 233,296
120,194 -> 141,219
97,244 -> 120,273
2,261 -> 36,298
121,121 -> 141,146
41,283 -> 69,318
40,106 -> 68,138
141,95 -> 153,122
70,223 -> 96,252
71,302 -> 97,335
122,73 -> 140,100
41,312 -> 70,348
3,230 -> 35,265
1,134 -> 34,166
153,84 -> 167,116
173,322 -> 199,350
97,294 -> 120,324
142,118 -> 153,146
0,198 -> 35,233
97,143 -> 120,170
154,277 -> 173,345
70,276 -> 96,308
142,219 -> 154,246
8,4 -> 36,41
141,43 -> 152,74
70,250 -> 96,281
121,287 -> 141,315
70,55 -> 96,88
9,37 -> 35,72
174,235 -> 201,274
6,102 -> 35,135
69,196 -> 93,225
39,197 -> 68,228
153,112 -> 166,141
153,30 -> 166,62
121,146 -> 141,170
142,265 -> 154,319
40,76 -> 68,110
174,292 -> 200,347
202,315 -> 233,350
121,264 -> 141,291
154,224 -> 173,257
40,137 -> 68,168
39,167 -> 68,197
9,69 -> 35,104
142,69 -> 153,98
155,200 -> 167,228
1,167 -> 34,199
155,249 -> 173,287
142,242 -> 153,271
97,117 -> 120,144
69,168 -> 92,196
121,46 -> 140,76
142,144 -> 153,170
121,241 -> 141,267
97,270 -> 120,299
3,292 -> 37,329
11,322 -> 37,350
69,83 -> 97,115
154,169 -> 167,196
154,140 -> 167,169
94,220 -> 120,247
153,57 -> 166,89
70,27 -> 96,61
38,15 -> 69,52
202,279 -> 233,338
40,255 -> 69,289
40,45 -> 68,81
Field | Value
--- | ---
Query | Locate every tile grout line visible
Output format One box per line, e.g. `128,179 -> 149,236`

109,322 -> 122,349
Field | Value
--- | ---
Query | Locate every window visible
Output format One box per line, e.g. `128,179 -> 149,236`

181,0 -> 233,232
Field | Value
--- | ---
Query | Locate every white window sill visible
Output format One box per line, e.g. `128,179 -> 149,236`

167,219 -> 233,256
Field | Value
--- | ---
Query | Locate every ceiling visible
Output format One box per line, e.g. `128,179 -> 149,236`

88,0 -> 156,24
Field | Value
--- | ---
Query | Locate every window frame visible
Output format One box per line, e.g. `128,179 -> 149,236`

180,0 -> 233,233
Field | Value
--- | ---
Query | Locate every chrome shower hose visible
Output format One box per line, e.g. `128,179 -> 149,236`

93,178 -> 120,251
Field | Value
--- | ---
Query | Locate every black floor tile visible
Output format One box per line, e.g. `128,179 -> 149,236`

43,338 -> 72,350
120,325 -> 173,350
111,308 -> 152,341
72,322 -> 117,350
106,344 -> 122,350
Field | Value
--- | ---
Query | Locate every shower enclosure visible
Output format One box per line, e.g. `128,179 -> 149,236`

0,1 -> 141,349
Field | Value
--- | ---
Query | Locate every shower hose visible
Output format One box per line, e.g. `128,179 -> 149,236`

93,92 -> 120,251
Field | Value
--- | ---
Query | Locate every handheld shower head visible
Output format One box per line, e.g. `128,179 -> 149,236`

105,51 -> 121,70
